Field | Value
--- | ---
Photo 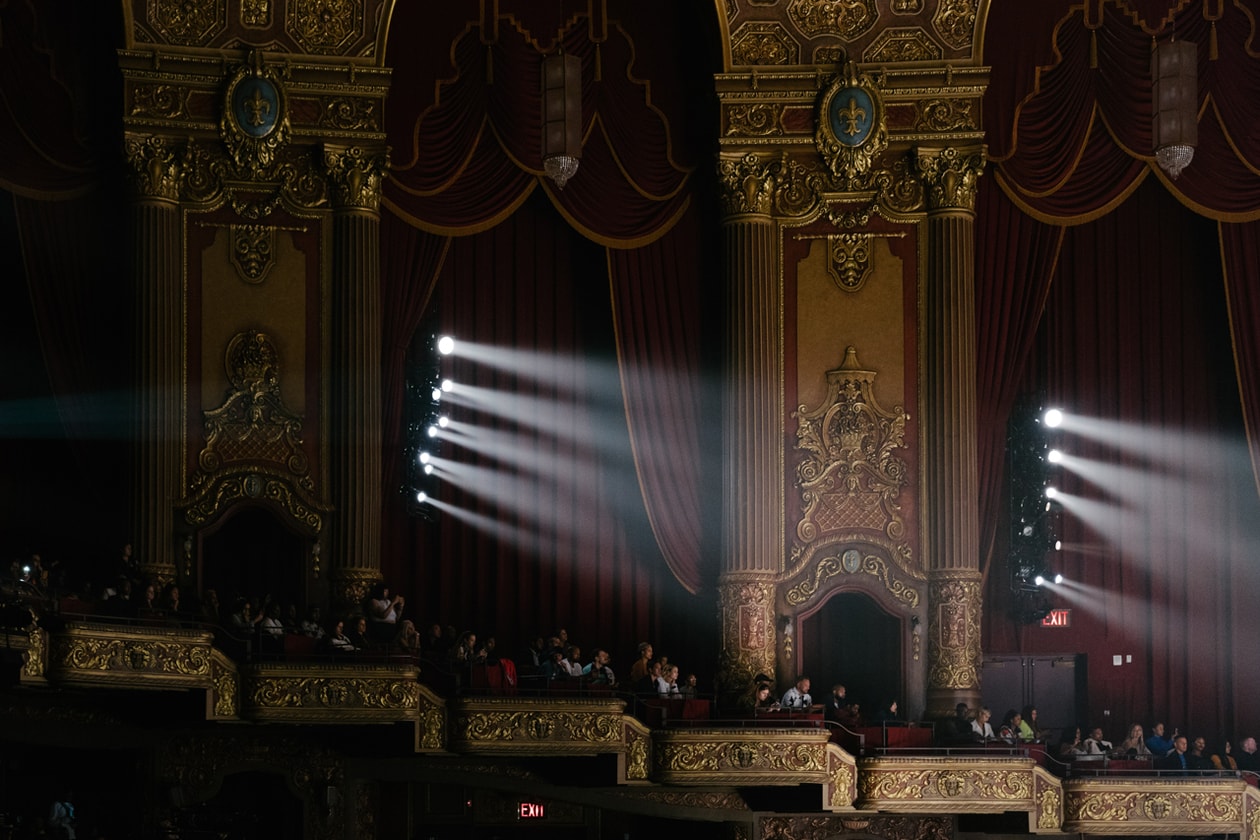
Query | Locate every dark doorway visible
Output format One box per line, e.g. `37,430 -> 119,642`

195,770 -> 305,839
202,506 -> 306,609
799,592 -> 902,718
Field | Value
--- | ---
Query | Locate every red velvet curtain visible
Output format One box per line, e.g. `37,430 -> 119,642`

379,1 -> 717,599
981,0 -> 1260,738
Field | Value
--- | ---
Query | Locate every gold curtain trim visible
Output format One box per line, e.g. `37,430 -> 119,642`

991,165 -> 1148,226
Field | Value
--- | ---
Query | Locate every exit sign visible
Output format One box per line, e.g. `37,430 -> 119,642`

519,802 -> 546,819
1040,609 -> 1071,627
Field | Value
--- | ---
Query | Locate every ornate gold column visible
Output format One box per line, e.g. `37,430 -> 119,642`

324,145 -> 388,611
126,133 -> 184,586
915,146 -> 986,719
716,152 -> 783,697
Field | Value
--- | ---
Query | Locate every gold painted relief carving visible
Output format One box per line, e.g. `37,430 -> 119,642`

786,549 -> 919,608
49,625 -> 213,686
718,580 -> 777,694
793,346 -> 910,546
1065,782 -> 1244,829
451,699 -> 627,752
324,145 -> 388,211
245,672 -> 420,719
320,97 -> 381,133
653,731 -> 829,784
927,576 -> 982,690
221,52 -> 291,178
149,0 -> 227,46
125,134 -> 183,201
816,63 -> 888,189
891,0 -> 924,13
22,619 -> 45,680
726,103 -> 784,138
288,0 -> 363,55
787,0 -> 879,40
608,789 -> 748,810
859,762 -> 1034,809
864,28 -> 943,63
826,233 -> 873,292
826,744 -> 858,810
731,22 -> 799,66
932,0 -> 978,51
762,815 -> 953,840
241,0 -> 271,28
331,568 -> 379,610
915,146 -> 985,211
130,84 -> 191,120
417,686 -> 447,752
625,719 -> 651,781
210,649 -> 238,719
229,224 -> 276,283
915,99 -> 977,133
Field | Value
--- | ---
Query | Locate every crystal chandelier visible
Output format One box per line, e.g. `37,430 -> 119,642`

542,51 -> 582,189
1151,38 -> 1197,179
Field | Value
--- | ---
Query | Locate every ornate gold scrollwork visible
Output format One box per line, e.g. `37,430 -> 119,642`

652,730 -> 829,784
762,815 -> 953,840
287,0 -> 363,55
210,649 -> 239,719
927,575 -> 982,691
130,84 -> 191,120
1064,780 -> 1244,830
864,28 -> 944,63
624,719 -> 651,781
319,97 -> 381,132
858,760 -> 1034,810
229,224 -> 276,283
450,699 -> 627,754
726,103 -> 784,137
221,52 -> 291,178
149,0 -> 227,46
914,145 -> 986,212
243,669 -> 420,721
125,134 -> 183,202
48,624 -> 214,688
718,580 -> 777,694
324,144 -> 388,212
788,0 -> 879,40
793,346 -> 910,550
932,0 -> 979,50
730,22 -> 799,65
22,617 -> 45,680
817,63 -> 888,189
786,548 -> 920,608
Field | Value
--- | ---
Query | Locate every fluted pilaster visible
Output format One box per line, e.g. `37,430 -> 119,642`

127,134 -> 184,585
324,145 -> 387,610
915,145 -> 986,718
718,152 -> 783,694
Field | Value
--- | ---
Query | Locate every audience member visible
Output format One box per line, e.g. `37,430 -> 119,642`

563,645 -> 584,677
1188,735 -> 1212,770
347,616 -> 373,651
656,663 -> 681,698
1117,723 -> 1152,756
1146,721 -> 1176,756
228,598 -> 261,635
47,787 -> 76,840
780,675 -> 814,710
198,588 -> 221,624
824,684 -> 848,721
629,642 -> 653,684
834,700 -> 862,729
394,619 -> 422,655
1211,740 -> 1239,771
301,606 -> 326,641
1058,727 -> 1086,757
634,660 -> 662,696
998,709 -> 1022,744
749,683 -> 780,713
1236,737 -> 1259,771
1083,726 -> 1113,755
423,624 -> 446,656
1019,705 -> 1044,741
1156,734 -> 1191,773
874,699 -> 901,724
948,703 -> 975,743
366,582 -> 405,642
679,672 -> 698,698
260,602 -> 286,637
971,707 -> 996,740
582,649 -> 616,686
477,635 -> 499,663
327,619 -> 355,653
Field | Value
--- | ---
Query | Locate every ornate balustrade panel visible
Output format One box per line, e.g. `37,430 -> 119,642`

47,621 -> 215,689
824,742 -> 858,811
857,755 -> 1047,819
449,697 -> 628,755
1063,777 -> 1251,836
652,728 -> 831,786
241,661 -> 422,723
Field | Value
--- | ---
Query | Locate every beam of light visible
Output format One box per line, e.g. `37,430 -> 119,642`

417,496 -> 552,555
1044,491 -> 1130,542
1051,414 -> 1250,480
436,385 -> 627,443
435,420 -> 607,482
1050,452 -> 1219,500
433,458 -> 603,536
436,340 -> 623,389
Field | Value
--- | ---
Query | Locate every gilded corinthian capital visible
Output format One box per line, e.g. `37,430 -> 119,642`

125,134 -> 183,202
914,145 -> 986,211
323,145 -> 388,212
719,152 -> 777,217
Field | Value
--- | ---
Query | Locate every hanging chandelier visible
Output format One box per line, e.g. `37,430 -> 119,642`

541,51 -> 582,189
1151,38 -> 1198,179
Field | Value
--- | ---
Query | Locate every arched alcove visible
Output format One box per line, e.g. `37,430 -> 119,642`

799,591 -> 903,716
200,505 -> 309,609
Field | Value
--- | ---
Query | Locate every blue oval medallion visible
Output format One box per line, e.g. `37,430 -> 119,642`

233,77 -> 280,139
829,87 -> 874,147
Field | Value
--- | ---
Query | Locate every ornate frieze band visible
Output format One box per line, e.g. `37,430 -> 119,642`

47,622 -> 214,689
652,728 -> 830,786
449,698 -> 627,754
1063,778 -> 1251,835
857,756 -> 1042,814
241,663 -> 421,722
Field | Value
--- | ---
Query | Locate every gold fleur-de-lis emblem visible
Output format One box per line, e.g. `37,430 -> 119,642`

838,96 -> 866,137
245,88 -> 271,127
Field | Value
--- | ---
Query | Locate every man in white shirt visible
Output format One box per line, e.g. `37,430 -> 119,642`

780,675 -> 814,710
1083,726 -> 1114,755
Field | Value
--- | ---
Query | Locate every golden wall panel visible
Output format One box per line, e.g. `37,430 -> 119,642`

47,622 -> 215,689
1063,777 -> 1249,836
449,698 -> 628,755
241,662 -> 420,722
857,755 -> 1039,813
652,728 -> 830,786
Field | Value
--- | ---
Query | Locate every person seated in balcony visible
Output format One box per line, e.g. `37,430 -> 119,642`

227,597 -> 261,635
542,647 -> 570,682
739,682 -> 780,715
365,582 -> 405,643
780,675 -> 815,711
477,635 -> 499,664
1019,705 -> 1046,741
824,684 -> 848,722
1156,733 -> 1192,774
834,699 -> 863,729
159,582 -> 182,617
260,601 -> 286,638
656,663 -> 682,698
971,706 -> 996,741
1211,740 -> 1239,771
874,699 -> 902,725
1117,723 -> 1152,757
581,648 -> 616,686
562,645 -> 584,678
347,615 -> 374,651
998,709 -> 1023,744
1058,726 -> 1087,757
136,581 -> 159,615
1146,721 -> 1177,757
632,660 -> 662,696
1082,726 -> 1114,755
326,618 -> 356,654
629,642 -> 653,685
300,605 -> 326,641
450,630 -> 484,668
1236,737 -> 1260,772
394,619 -> 422,656
424,624 -> 447,658
1189,735 -> 1213,770
946,703 -> 978,743
678,672 -> 698,698
197,588 -> 221,624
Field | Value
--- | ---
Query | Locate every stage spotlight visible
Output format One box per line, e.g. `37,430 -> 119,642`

1022,524 -> 1034,536
437,335 -> 456,355
442,379 -> 454,392
419,451 -> 431,464
427,425 -> 439,438
431,387 -> 442,401
1054,573 -> 1064,584
423,464 -> 434,475
416,491 -> 428,503
438,415 -> 450,428
1047,449 -> 1063,463
1054,539 -> 1062,551
1034,574 -> 1046,586
1044,408 -> 1064,428
1045,486 -> 1058,499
